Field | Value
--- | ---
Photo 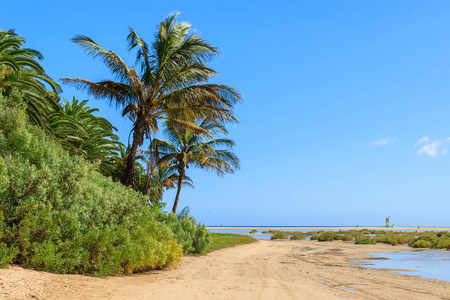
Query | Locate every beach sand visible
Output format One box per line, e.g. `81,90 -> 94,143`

1,240 -> 449,299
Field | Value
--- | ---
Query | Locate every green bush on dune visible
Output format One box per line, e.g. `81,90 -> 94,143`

0,92 -> 183,276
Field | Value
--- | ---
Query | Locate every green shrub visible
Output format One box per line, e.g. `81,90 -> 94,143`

411,239 -> 433,248
310,234 -> 320,240
318,232 -> 337,242
261,231 -> 269,234
271,231 -> 288,240
290,232 -> 305,240
0,92 -> 183,275
249,229 -> 257,234
341,234 -> 354,241
355,237 -> 377,245
160,212 -> 211,255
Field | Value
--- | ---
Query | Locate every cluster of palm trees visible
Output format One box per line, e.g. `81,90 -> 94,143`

1,13 -> 241,213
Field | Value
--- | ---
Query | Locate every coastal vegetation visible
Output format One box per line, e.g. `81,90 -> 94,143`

270,231 -> 288,240
263,229 -> 449,250
0,13 -> 241,276
208,233 -> 256,251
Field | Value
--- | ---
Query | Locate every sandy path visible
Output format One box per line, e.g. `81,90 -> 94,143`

1,240 -> 449,299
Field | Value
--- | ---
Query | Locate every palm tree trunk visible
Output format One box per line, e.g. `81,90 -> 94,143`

122,120 -> 144,188
143,137 -> 152,197
171,167 -> 185,214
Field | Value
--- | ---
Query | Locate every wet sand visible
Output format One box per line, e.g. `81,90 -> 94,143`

1,240 -> 449,299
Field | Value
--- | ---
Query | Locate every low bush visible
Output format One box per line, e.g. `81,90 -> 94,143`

341,234 -> 354,241
249,229 -> 258,234
317,232 -> 338,242
410,239 -> 433,248
271,231 -> 288,240
355,237 -> 377,245
310,234 -> 320,240
290,232 -> 304,240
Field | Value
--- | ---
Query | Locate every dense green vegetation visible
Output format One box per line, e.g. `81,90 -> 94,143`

0,14 -> 241,276
410,232 -> 450,249
0,91 -> 182,275
208,233 -> 256,252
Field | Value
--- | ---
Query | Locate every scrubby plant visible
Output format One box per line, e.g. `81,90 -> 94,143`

271,231 -> 288,240
0,91 -> 183,276
355,237 -> 377,245
261,230 -> 269,234
341,234 -> 354,241
158,208 -> 211,255
310,234 -> 320,240
317,232 -> 338,242
249,229 -> 257,234
410,239 -> 433,248
290,232 -> 305,240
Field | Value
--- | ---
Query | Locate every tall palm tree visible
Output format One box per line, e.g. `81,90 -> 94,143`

0,29 -> 61,130
49,97 -> 123,177
61,13 -> 241,194
154,120 -> 240,214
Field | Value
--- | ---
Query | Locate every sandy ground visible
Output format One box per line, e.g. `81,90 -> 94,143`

1,240 -> 449,300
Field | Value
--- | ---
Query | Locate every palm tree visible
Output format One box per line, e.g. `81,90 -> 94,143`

0,29 -> 61,130
154,120 -> 240,214
61,13 -> 241,195
149,161 -> 194,206
49,97 -> 123,177
114,145 -> 163,203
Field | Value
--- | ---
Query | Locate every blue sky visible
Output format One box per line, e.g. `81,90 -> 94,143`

4,0 -> 450,226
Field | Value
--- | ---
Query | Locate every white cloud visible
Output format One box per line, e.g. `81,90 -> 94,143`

369,137 -> 397,147
416,136 -> 450,158
416,135 -> 430,146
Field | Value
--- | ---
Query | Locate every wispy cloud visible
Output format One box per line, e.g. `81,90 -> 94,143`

369,137 -> 397,147
416,135 -> 450,158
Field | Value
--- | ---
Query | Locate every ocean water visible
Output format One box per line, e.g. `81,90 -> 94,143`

357,250 -> 450,282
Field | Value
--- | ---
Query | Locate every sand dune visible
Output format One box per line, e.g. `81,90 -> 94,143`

1,240 -> 449,299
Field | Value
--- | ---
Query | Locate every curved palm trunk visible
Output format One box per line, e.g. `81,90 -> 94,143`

122,120 -> 145,188
171,167 -> 185,214
143,137 -> 152,197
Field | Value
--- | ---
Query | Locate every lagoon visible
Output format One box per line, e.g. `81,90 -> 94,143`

357,250 -> 450,282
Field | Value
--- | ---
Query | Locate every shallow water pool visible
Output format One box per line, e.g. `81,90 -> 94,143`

357,250 -> 450,282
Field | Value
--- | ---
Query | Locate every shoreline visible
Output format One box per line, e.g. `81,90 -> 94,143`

208,226 -> 450,231
0,240 -> 449,299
